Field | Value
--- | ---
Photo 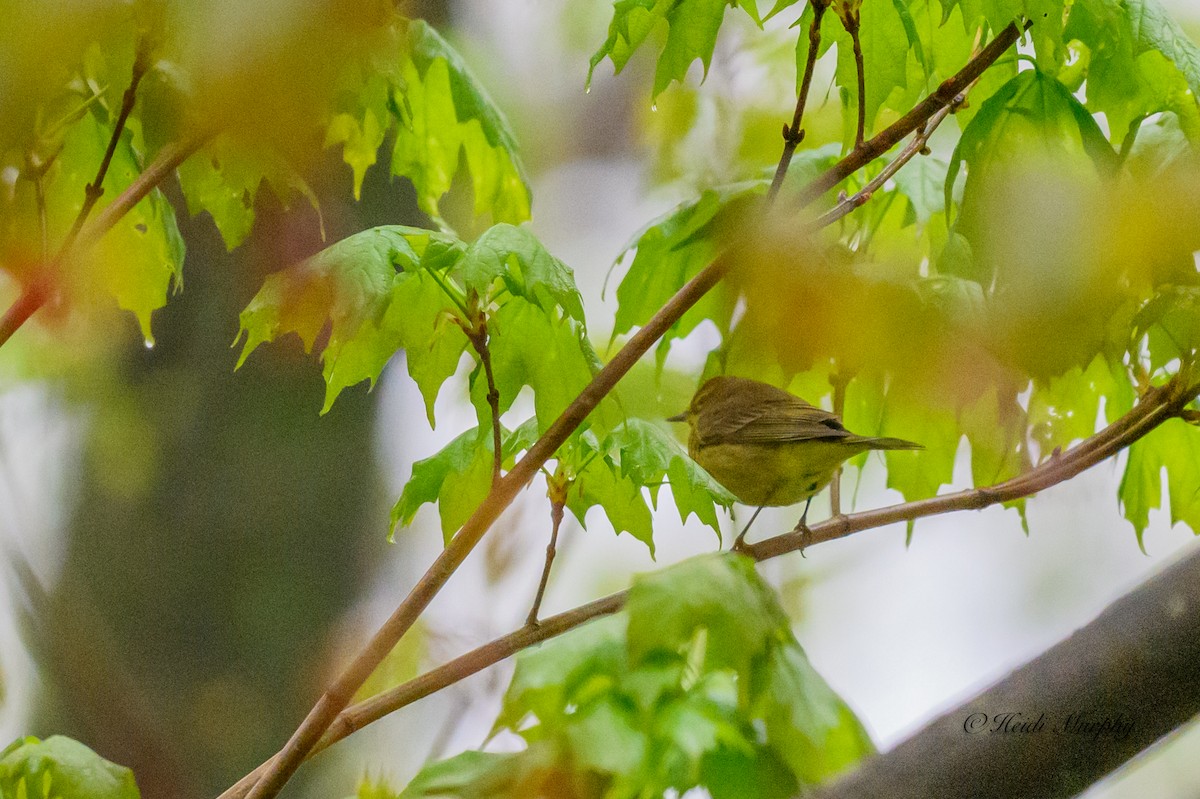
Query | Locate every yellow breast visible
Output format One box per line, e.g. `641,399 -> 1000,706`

690,439 -> 863,507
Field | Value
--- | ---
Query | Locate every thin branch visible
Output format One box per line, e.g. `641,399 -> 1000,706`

57,44 -> 150,260
465,312 -> 504,485
845,11 -> 867,150
234,22 -> 1026,799
527,498 -> 566,626
795,21 -> 1024,209
811,102 -> 955,229
768,0 -> 829,201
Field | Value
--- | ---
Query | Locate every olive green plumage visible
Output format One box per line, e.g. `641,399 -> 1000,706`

669,376 -> 922,509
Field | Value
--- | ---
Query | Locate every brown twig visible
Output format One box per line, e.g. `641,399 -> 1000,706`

768,0 -> 829,201
844,10 -> 867,150
57,44 -> 150,260
464,301 -> 504,484
527,497 -> 566,626
811,102 -> 955,229
235,22 -> 1025,799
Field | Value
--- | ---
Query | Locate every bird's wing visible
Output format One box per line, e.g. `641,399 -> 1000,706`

697,393 -> 852,446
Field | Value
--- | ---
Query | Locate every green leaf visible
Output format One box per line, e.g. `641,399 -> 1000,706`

1134,285 -> 1200,371
625,554 -> 786,676
1028,355 -> 1120,458
393,19 -> 530,226
236,225 -> 467,414
959,383 -> 1030,487
756,642 -> 875,783
34,104 -> 185,344
567,456 -> 656,552
589,0 -> 764,98
458,224 -> 586,321
1069,0 -> 1200,145
613,180 -> 763,364
176,135 -> 320,251
392,751 -> 518,799
0,736 -> 139,799
1119,420 -> 1200,549
497,614 -> 628,734
880,377 -> 958,502
470,297 -> 597,434
390,425 -> 493,543
609,418 -> 735,538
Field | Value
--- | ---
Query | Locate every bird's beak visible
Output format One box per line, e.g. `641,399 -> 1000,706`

666,412 -> 688,423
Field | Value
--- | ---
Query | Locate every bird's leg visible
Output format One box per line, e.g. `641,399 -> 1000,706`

795,497 -> 814,557
732,506 -> 765,552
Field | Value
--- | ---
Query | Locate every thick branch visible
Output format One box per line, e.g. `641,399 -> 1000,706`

810,540 -> 1200,799
235,22 -> 1025,799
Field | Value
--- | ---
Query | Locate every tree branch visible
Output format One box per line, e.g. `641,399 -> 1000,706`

794,21 -> 1023,209
768,0 -> 829,201
234,21 -> 1025,799
811,101 -> 955,230
212,376 -> 1200,799
809,539 -> 1200,799
526,497 -> 566,626
58,43 -> 150,260
845,11 -> 867,150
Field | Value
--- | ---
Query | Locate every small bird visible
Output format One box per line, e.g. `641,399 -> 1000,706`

668,376 -> 922,548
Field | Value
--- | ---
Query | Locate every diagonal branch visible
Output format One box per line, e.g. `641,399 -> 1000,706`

213,372 -> 1199,799
235,21 -> 1025,799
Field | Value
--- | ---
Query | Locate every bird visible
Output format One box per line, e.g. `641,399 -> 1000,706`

668,375 -> 922,549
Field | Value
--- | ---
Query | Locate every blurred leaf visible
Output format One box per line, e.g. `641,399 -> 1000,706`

177,135 -> 320,251
0,736 -> 139,799
756,642 -> 875,783
626,555 -> 786,676
497,615 -> 628,734
391,752 -> 518,799
1028,355 -> 1120,458
589,0 -> 764,98
392,19 -> 530,227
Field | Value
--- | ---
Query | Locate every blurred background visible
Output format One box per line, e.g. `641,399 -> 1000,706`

2,0 -> 1200,798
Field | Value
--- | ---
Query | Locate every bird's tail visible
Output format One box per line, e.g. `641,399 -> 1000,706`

859,436 -> 923,451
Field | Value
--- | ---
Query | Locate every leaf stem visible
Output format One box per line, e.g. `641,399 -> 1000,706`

768,0 -> 828,201
232,22 -> 1025,799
